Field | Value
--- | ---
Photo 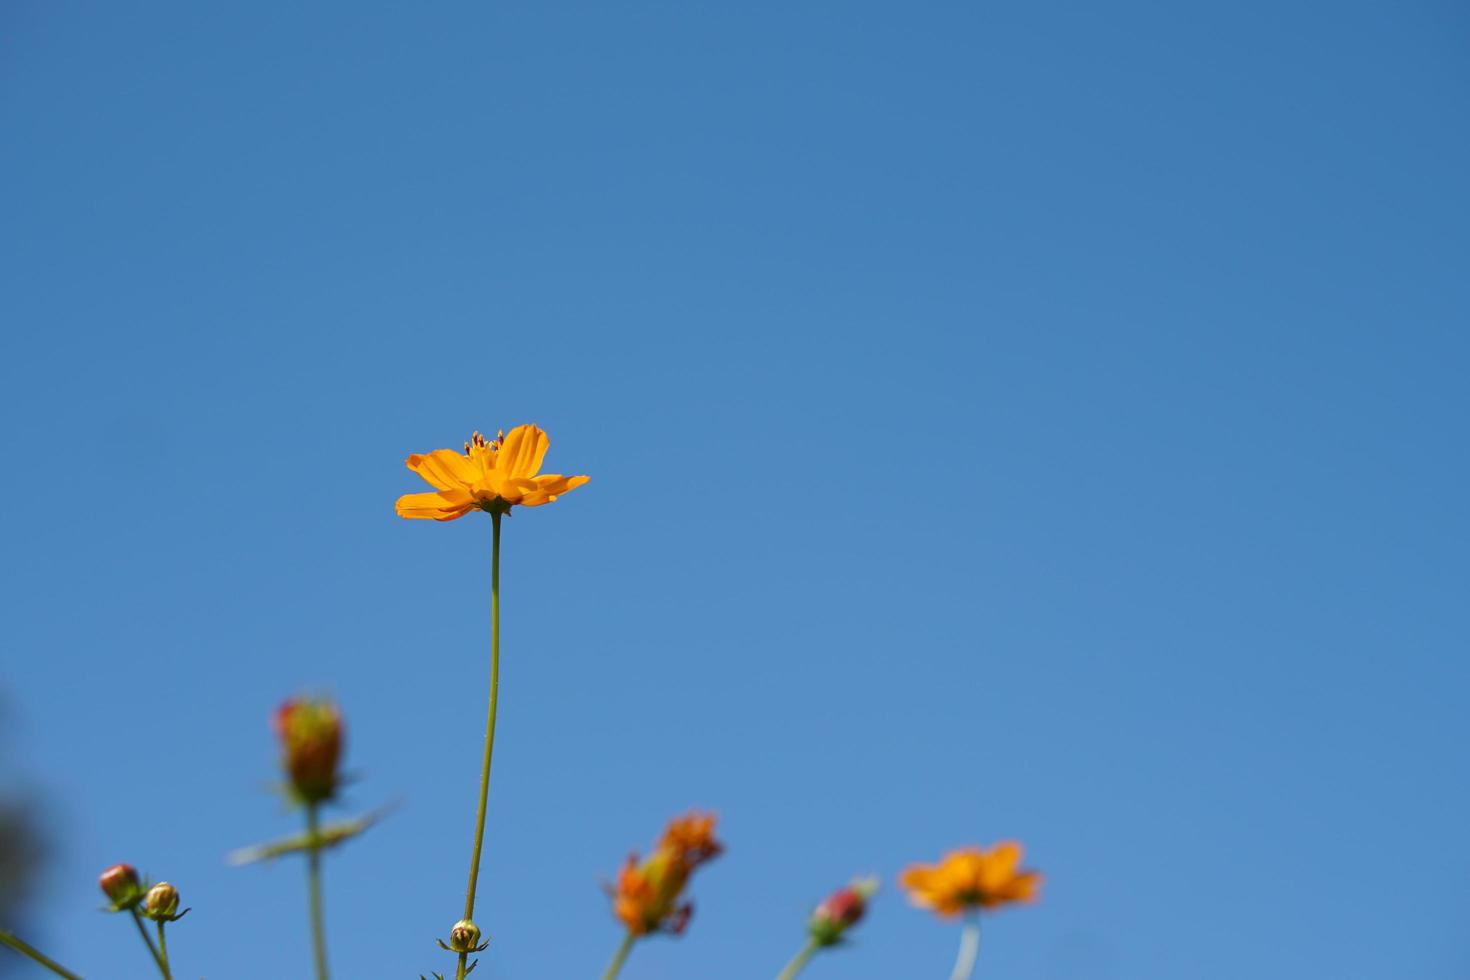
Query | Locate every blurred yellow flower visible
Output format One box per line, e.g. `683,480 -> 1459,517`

900,841 -> 1041,917
395,424 -> 589,521
612,812 -> 723,937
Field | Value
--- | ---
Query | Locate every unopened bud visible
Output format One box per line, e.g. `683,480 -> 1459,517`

448,919 -> 482,953
273,698 -> 344,803
99,864 -> 143,910
809,877 -> 878,947
143,882 -> 180,920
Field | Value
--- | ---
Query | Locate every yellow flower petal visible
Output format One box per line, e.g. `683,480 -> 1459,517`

495,424 -> 549,480
899,866 -> 938,906
978,841 -> 1022,892
998,870 -> 1042,904
943,850 -> 985,893
395,490 -> 475,521
406,450 -> 479,491
518,473 -> 590,507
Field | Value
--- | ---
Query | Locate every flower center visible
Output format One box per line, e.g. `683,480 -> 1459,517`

464,430 -> 504,455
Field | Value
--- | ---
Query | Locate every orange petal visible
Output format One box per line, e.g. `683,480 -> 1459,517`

1002,870 -> 1043,904
899,865 -> 938,905
942,850 -> 986,894
495,424 -> 549,480
518,473 -> 590,507
491,476 -> 539,506
395,490 -> 475,521
899,865 -> 933,888
978,842 -> 1023,892
470,471 -> 508,503
406,449 -> 479,491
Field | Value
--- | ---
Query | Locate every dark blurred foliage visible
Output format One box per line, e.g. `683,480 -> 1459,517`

0,701 -> 45,977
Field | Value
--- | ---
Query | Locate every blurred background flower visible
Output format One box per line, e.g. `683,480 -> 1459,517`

274,699 -> 345,805
901,842 -> 1041,917
611,811 -> 723,938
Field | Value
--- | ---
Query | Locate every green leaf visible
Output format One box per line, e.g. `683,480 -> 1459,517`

228,804 -> 396,865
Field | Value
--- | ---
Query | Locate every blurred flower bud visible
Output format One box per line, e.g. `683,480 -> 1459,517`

808,877 -> 878,947
273,698 -> 343,804
98,863 -> 143,910
448,919 -> 484,953
143,882 -> 180,921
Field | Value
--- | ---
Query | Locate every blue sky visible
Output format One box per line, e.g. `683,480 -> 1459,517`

2,1 -> 1467,978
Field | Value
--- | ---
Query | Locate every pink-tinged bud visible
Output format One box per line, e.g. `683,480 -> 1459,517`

808,877 -> 878,947
273,699 -> 343,804
143,882 -> 180,920
819,889 -> 866,927
99,864 -> 143,910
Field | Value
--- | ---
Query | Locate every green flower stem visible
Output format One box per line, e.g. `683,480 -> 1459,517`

0,929 -> 84,979
948,915 -> 981,980
458,509 -> 504,980
600,931 -> 635,980
155,922 -> 173,980
130,909 -> 167,978
306,801 -> 330,980
775,937 -> 820,980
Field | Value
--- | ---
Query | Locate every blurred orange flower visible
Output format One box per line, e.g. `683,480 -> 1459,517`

612,812 -> 723,936
395,424 -> 589,521
900,841 -> 1041,917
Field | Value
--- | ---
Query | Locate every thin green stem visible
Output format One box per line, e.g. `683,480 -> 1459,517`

601,931 -> 635,980
130,909 -> 167,978
458,510 -> 503,980
306,801 -> 330,980
155,922 -> 172,980
948,914 -> 981,980
0,929 -> 84,979
775,937 -> 820,980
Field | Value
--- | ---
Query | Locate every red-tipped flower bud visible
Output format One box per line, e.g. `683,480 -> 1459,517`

273,698 -> 343,804
808,877 -> 878,947
143,882 -> 180,921
99,864 -> 143,910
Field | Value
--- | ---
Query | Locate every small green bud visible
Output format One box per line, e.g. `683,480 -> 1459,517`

448,919 -> 482,953
143,882 -> 180,921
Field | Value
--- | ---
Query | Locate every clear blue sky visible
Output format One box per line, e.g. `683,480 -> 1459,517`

2,2 -> 1467,978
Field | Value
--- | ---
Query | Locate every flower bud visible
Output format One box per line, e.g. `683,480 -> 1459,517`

808,877 -> 878,947
143,882 -> 180,920
448,919 -> 483,953
273,698 -> 343,803
99,863 -> 143,910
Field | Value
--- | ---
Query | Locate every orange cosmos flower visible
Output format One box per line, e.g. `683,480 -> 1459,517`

395,424 -> 589,521
611,812 -> 724,937
900,841 -> 1042,918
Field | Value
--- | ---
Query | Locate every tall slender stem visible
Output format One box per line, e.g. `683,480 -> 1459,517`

601,931 -> 635,980
306,801 -> 330,980
155,922 -> 172,980
130,910 -> 166,978
0,929 -> 84,979
459,510 -> 504,980
775,937 -> 819,980
948,915 -> 981,980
